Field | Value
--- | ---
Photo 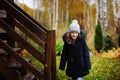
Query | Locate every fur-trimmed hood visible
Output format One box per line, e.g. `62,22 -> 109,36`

62,30 -> 86,44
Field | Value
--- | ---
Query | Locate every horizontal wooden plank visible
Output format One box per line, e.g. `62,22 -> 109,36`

0,19 -> 45,65
14,19 -> 45,49
0,0 -> 47,42
7,0 -> 47,32
0,39 -> 44,80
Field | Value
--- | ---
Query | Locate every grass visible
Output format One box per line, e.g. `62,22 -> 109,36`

25,55 -> 120,80
56,56 -> 120,80
22,39 -> 120,80
84,56 -> 120,80
23,47 -> 120,80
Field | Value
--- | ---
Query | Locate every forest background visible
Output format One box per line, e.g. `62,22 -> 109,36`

14,0 -> 120,51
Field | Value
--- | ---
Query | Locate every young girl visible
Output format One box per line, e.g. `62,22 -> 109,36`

59,20 -> 91,80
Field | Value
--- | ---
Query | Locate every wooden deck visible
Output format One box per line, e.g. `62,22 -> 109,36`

0,0 -> 56,80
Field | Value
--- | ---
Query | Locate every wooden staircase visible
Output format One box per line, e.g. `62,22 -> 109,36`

0,0 -> 56,80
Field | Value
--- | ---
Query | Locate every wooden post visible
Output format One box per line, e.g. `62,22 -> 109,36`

51,30 -> 56,80
44,31 -> 52,80
44,30 -> 56,80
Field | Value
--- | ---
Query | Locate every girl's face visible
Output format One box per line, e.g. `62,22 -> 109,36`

70,31 -> 79,40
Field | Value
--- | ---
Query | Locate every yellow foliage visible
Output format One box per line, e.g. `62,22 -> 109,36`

92,50 -> 99,55
91,49 -> 101,56
91,48 -> 120,59
101,48 -> 120,59
21,49 -> 32,57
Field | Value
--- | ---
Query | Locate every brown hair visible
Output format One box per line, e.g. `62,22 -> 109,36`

65,33 -> 81,44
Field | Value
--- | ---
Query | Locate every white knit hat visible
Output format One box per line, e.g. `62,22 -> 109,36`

68,19 -> 80,33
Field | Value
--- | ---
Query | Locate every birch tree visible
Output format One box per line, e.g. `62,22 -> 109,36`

96,0 -> 99,25
66,0 -> 69,23
33,0 -> 36,19
55,0 -> 58,31
21,0 -> 24,9
58,0 -> 66,24
117,0 -> 120,29
86,0 -> 91,29
117,0 -> 120,19
103,0 -> 108,36
48,0 -> 52,27
52,0 -> 58,31
53,0 -> 55,30
112,0 -> 117,25
113,0 -> 120,26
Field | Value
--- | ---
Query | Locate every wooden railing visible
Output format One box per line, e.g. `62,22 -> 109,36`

0,0 -> 56,80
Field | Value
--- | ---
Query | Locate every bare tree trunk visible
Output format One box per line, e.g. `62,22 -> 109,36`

96,0 -> 99,24
53,0 -> 55,30
61,9 -> 64,24
96,0 -> 108,36
21,0 -> 24,9
66,0 -> 69,23
86,0 -> 91,30
55,0 -> 58,31
33,1 -> 35,18
48,10 -> 52,27
103,0 -> 108,36
113,0 -> 118,26
48,1 -> 52,27
117,0 -> 120,21
117,0 -> 120,18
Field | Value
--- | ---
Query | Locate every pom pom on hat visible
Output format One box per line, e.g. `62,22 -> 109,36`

72,19 -> 78,23
68,19 -> 80,33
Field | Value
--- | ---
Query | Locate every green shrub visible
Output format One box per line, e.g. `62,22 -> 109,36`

56,42 -> 63,56
103,35 -> 115,51
94,20 -> 103,52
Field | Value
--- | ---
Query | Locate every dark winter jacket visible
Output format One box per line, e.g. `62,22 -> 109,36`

59,32 -> 91,78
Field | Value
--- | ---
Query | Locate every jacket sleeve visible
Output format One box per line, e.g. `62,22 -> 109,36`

83,40 -> 91,69
59,42 -> 68,70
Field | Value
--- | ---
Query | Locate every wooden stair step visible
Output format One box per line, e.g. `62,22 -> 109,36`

2,40 -> 7,43
24,58 -> 32,63
0,28 -> 6,33
6,58 -> 32,69
0,28 -> 8,40
0,49 -> 8,55
0,10 -> 7,18
6,62 -> 27,79
0,48 -> 23,56
13,48 -> 23,53
7,62 -> 22,69
24,72 -> 38,80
